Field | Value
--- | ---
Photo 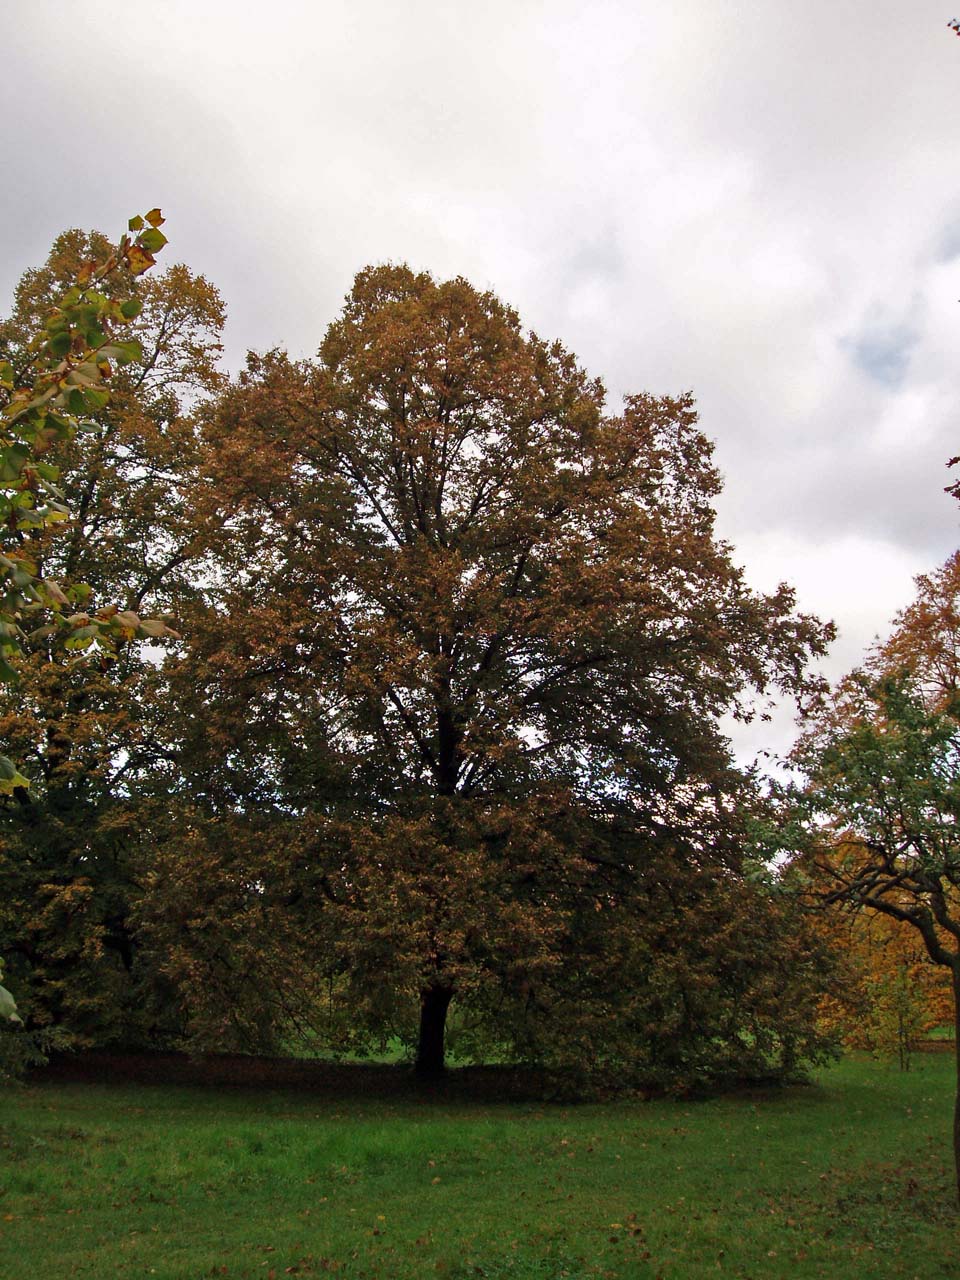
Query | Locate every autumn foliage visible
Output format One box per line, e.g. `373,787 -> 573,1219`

0,241 -> 840,1091
139,264 -> 836,1082
800,848 -> 953,1069
0,221 -> 224,1061
783,550 -> 960,1195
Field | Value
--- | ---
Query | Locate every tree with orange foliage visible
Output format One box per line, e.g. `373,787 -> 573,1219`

783,549 -> 960,1199
871,552 -> 960,709
810,875 -> 952,1070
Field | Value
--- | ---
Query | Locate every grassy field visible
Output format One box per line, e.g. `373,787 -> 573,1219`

1,1053 -> 957,1279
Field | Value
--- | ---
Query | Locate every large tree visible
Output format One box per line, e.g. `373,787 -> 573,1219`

158,264 -> 835,1078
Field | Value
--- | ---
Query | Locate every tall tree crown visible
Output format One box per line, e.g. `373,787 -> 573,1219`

192,263 -> 833,817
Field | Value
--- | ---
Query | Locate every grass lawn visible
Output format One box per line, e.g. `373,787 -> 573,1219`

1,1053 -> 957,1279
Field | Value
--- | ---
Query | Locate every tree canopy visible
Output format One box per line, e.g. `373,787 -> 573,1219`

0,245 -> 840,1090
146,263 -> 836,1079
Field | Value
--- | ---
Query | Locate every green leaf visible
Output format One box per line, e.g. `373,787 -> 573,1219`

65,302 -> 99,329
62,365 -> 101,389
138,228 -> 168,253
40,412 -> 73,440
0,983 -> 22,1024
69,623 -> 101,641
120,298 -> 142,320
128,215 -> 145,232
0,754 -> 25,782
81,387 -> 110,412
42,579 -> 70,605
0,443 -> 31,482
16,385 -> 57,414
81,323 -> 107,348
109,339 -> 144,366
138,617 -> 175,639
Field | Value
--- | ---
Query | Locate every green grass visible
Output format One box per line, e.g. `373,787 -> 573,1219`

1,1054 -> 957,1279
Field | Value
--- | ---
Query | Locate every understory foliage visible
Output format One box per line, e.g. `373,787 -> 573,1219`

809,888 -> 952,1069
2,246 -> 838,1090
134,801 -> 835,1089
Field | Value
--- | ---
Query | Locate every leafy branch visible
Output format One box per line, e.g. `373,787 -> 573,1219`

0,209 -> 178,798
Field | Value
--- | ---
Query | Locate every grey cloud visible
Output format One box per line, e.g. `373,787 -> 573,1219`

4,0 -> 960,757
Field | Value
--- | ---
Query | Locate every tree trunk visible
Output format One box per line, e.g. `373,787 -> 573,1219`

415,984 -> 452,1077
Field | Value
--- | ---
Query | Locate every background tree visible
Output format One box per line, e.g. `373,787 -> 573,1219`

871,551 -> 960,709
0,218 -> 224,1053
783,550 -> 960,1198
148,264 -> 836,1080
806,871 -> 952,1070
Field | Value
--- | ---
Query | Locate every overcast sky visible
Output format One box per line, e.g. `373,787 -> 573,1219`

5,1 -> 960,759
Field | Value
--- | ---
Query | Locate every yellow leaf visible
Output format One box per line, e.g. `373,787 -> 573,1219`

124,244 -> 156,277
